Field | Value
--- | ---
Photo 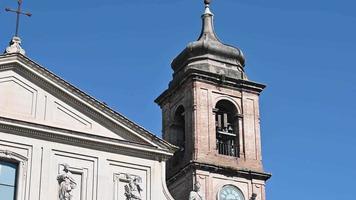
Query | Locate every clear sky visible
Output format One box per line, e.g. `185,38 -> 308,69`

1,0 -> 356,199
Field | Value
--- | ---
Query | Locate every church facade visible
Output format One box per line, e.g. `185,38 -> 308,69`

0,1 -> 270,200
0,52 -> 176,200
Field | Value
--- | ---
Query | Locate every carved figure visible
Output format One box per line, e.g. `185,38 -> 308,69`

57,164 -> 77,200
250,193 -> 257,200
124,175 -> 143,200
189,182 -> 204,200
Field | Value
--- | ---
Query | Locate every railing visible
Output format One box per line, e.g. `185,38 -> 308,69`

216,143 -> 239,157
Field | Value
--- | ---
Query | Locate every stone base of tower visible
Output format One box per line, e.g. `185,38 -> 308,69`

167,163 -> 271,200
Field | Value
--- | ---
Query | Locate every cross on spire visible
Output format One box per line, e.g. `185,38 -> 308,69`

5,0 -> 32,37
4,0 -> 32,55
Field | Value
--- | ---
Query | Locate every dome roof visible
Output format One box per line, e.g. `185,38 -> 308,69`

171,3 -> 245,72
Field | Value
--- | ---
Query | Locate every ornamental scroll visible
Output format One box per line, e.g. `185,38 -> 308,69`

57,164 -> 77,200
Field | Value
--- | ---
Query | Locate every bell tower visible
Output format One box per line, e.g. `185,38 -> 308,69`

155,1 -> 271,200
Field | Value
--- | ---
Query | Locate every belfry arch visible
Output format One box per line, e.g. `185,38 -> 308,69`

214,99 -> 240,157
172,105 -> 186,151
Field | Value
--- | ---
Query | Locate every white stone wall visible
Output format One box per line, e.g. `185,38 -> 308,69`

0,131 -> 172,200
0,55 -> 175,200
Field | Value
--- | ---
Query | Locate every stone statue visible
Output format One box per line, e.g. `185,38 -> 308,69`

57,164 -> 77,200
124,175 -> 143,200
5,37 -> 26,55
189,182 -> 204,200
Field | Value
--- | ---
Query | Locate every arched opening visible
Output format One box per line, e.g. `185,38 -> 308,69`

214,100 -> 240,157
173,106 -> 186,151
169,106 -> 186,167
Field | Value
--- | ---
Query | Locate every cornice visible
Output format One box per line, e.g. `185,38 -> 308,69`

0,117 -> 173,160
155,69 -> 266,105
167,162 -> 271,184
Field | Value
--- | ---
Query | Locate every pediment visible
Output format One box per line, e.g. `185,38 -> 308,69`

0,65 -> 129,140
0,54 -> 174,151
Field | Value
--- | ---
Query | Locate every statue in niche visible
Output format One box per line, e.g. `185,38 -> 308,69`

124,175 -> 143,200
57,164 -> 77,200
189,182 -> 204,200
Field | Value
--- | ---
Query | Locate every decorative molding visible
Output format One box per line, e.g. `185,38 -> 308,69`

156,70 -> 265,106
0,149 -> 28,177
54,101 -> 92,129
0,117 -> 173,161
0,149 -> 28,163
0,75 -> 38,118
167,162 -> 271,184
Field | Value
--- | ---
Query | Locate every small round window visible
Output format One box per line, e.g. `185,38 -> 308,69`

218,185 -> 245,200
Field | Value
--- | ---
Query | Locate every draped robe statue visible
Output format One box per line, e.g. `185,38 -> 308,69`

57,164 -> 77,200
124,176 -> 143,200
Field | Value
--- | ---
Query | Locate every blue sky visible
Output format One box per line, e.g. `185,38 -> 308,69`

1,0 -> 356,199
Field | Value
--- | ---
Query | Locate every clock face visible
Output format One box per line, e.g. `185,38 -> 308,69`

218,185 -> 245,200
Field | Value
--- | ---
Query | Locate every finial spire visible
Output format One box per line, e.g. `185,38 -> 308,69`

198,0 -> 218,41
4,0 -> 32,55
171,0 -> 246,77
204,0 -> 213,15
